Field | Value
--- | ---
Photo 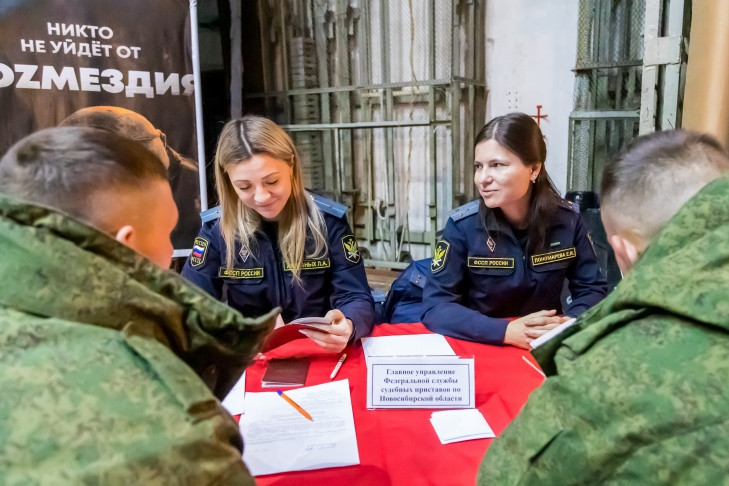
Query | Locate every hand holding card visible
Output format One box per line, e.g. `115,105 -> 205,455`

289,316 -> 333,333
261,316 -> 333,352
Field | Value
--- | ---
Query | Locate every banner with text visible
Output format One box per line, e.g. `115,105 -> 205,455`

0,0 -> 200,249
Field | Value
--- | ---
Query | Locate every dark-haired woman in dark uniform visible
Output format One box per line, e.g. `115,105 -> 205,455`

422,113 -> 608,348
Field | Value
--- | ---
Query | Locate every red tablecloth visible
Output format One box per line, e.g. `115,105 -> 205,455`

244,323 -> 544,486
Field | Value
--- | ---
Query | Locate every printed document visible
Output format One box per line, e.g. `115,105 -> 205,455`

221,371 -> 246,415
240,379 -> 359,475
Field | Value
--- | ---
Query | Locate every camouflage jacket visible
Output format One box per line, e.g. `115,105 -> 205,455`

0,194 -> 275,485
478,175 -> 729,485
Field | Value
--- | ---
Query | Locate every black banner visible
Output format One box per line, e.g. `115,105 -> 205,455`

0,0 -> 201,249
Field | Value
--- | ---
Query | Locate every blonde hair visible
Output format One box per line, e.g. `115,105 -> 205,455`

215,115 -> 327,283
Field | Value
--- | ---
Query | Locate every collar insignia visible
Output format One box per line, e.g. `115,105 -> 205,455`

487,235 -> 496,253
239,245 -> 250,263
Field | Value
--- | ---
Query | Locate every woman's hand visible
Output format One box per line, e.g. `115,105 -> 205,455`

300,309 -> 353,353
504,309 -> 570,349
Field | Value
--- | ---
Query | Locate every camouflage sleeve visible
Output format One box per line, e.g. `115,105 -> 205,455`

0,314 -> 257,485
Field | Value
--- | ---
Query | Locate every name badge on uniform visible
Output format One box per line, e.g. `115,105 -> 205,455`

468,257 -> 514,269
341,235 -> 361,264
283,258 -> 331,271
190,237 -> 209,267
531,247 -> 577,266
218,267 -> 264,279
431,241 -> 450,273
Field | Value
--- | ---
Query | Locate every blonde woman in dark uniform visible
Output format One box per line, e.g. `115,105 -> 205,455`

183,115 -> 374,352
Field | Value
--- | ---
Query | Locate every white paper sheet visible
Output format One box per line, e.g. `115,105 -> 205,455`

362,334 -> 456,361
221,371 -> 246,415
430,409 -> 495,444
240,379 -> 359,476
529,318 -> 577,349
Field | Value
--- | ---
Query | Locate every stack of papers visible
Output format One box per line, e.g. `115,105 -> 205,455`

221,371 -> 246,415
362,334 -> 456,365
240,379 -> 359,475
430,409 -> 495,444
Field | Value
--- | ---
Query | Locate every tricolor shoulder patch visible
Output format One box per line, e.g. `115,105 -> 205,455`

431,240 -> 450,273
341,235 -> 361,263
190,237 -> 209,267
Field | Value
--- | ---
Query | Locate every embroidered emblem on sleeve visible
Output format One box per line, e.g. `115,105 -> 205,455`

190,237 -> 209,267
341,235 -> 361,264
431,240 -> 450,273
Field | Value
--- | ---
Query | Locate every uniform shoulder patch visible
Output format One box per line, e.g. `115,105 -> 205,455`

200,205 -> 222,223
557,199 -> 579,213
311,193 -> 347,218
448,200 -> 479,222
341,234 -> 361,263
190,237 -> 209,267
431,240 -> 450,273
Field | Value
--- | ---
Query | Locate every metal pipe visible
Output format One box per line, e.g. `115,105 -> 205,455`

189,0 -> 208,211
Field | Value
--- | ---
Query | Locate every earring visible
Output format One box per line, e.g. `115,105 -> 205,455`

531,178 -> 536,184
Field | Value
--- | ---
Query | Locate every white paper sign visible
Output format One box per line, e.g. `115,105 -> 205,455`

362,334 -> 456,359
430,409 -> 495,444
366,357 -> 475,409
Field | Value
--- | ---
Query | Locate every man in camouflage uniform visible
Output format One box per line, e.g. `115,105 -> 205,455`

478,130 -> 729,484
0,127 -> 274,484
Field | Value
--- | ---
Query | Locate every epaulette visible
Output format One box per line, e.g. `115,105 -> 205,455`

448,200 -> 479,221
311,193 -> 347,218
558,199 -> 579,213
200,205 -> 222,223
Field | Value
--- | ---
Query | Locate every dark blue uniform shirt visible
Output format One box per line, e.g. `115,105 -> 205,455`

182,195 -> 375,342
421,200 -> 608,344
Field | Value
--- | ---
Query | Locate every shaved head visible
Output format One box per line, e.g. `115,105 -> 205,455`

601,130 -> 729,273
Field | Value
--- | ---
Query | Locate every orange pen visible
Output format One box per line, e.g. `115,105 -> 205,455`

277,390 -> 313,421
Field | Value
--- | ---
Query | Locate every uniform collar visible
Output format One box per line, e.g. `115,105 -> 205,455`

478,203 -> 518,240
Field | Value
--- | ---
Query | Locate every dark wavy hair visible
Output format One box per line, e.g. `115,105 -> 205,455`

474,112 -> 561,252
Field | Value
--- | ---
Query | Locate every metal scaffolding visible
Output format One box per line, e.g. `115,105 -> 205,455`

244,0 -> 486,267
567,0 -> 690,192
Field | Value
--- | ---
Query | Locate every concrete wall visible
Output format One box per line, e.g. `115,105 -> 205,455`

485,0 -> 579,196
